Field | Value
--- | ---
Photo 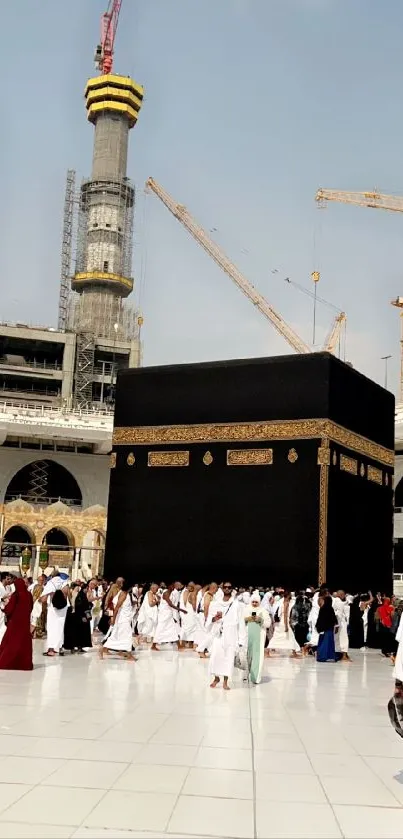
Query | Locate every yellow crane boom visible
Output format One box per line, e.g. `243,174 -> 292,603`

315,185 -> 403,396
323,312 -> 347,354
283,276 -> 346,354
316,188 -> 403,214
146,177 -> 311,354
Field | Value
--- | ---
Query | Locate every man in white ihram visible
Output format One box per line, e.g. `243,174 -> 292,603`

206,581 -> 246,690
40,573 -> 70,657
333,589 -> 351,662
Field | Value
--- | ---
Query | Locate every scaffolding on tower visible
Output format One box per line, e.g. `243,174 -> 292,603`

68,177 -> 137,342
27,461 -> 49,501
58,170 -> 77,330
61,0 -> 144,407
74,331 -> 96,408
66,176 -> 139,407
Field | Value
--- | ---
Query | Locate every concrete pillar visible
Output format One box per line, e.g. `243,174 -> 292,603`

33,546 -> 40,580
61,333 -> 76,407
92,114 -> 129,180
73,548 -> 80,580
129,339 -> 141,369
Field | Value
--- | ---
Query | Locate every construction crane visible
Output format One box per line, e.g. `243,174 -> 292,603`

316,188 -> 403,214
316,187 -> 403,393
323,312 -> 347,355
146,177 -> 312,354
283,276 -> 346,355
95,0 -> 122,74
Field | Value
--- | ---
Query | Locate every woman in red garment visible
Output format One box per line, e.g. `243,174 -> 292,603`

0,576 -> 33,671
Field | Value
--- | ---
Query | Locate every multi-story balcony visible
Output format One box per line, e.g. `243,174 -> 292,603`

0,401 -> 113,453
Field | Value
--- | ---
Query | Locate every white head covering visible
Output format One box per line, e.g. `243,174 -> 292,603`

244,590 -> 265,619
261,590 -> 274,609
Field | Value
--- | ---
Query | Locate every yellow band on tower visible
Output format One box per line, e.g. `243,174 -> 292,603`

72,271 -> 133,295
86,74 -> 144,100
86,86 -> 142,112
88,99 -> 138,128
85,74 -> 144,128
87,100 -> 141,127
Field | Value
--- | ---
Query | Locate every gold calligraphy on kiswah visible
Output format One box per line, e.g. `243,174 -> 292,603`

113,418 -> 394,467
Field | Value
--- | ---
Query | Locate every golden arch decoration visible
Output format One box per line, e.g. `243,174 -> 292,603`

0,501 -> 107,554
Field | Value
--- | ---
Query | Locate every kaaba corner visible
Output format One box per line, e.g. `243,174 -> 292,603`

105,352 -> 395,592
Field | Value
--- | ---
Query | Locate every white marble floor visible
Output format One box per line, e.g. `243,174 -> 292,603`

0,645 -> 401,838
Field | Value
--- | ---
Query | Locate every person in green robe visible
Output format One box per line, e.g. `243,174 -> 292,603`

244,591 -> 271,684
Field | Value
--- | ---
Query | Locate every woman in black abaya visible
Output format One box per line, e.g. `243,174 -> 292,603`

73,582 -> 93,650
348,595 -> 366,649
64,581 -> 93,652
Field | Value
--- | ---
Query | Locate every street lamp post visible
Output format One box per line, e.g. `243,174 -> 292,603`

381,355 -> 392,389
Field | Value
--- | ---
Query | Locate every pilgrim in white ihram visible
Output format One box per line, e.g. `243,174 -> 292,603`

207,588 -> 246,688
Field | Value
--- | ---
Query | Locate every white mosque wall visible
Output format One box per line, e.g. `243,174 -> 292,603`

0,448 -> 110,509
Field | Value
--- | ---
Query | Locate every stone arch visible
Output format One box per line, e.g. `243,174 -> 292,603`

84,528 -> 106,543
5,459 -> 82,506
42,526 -> 75,549
81,528 -> 106,577
4,523 -> 35,544
2,524 -> 35,560
0,452 -> 107,509
40,526 -> 75,575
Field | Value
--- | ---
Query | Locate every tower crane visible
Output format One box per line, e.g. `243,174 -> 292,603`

316,187 -> 403,396
146,177 -> 313,354
323,312 -> 347,355
283,276 -> 346,355
95,0 -> 122,74
316,188 -> 403,214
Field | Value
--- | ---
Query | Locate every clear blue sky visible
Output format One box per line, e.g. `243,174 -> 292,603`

2,0 -> 403,392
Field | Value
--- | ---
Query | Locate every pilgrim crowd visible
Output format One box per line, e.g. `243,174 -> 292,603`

1,572 -> 403,690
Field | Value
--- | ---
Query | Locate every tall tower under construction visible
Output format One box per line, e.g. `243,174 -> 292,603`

65,0 -> 144,407
72,74 -> 143,337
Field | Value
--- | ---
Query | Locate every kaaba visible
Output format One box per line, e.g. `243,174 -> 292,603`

104,352 -> 395,592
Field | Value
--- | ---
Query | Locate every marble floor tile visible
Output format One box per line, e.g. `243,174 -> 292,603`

0,642 -> 400,838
